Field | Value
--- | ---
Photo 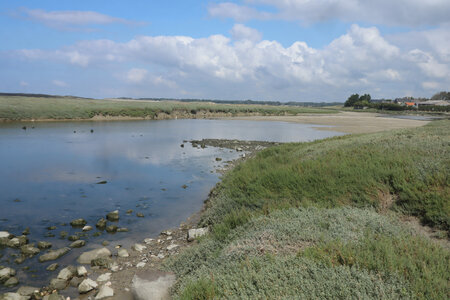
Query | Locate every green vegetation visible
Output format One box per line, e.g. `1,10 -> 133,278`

166,120 -> 449,299
0,95 -> 335,121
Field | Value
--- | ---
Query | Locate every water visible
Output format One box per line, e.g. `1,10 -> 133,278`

0,119 -> 342,289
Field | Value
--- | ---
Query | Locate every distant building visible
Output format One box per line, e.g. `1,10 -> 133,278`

418,100 -> 450,107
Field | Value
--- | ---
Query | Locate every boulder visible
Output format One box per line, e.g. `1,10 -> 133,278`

166,244 -> 179,251
46,263 -> 59,271
106,210 -> 119,222
105,225 -> 117,233
78,278 -> 98,293
0,268 -> 16,283
43,292 -> 65,300
132,244 -> 146,253
96,273 -> 111,282
16,286 -> 40,297
37,241 -> 52,249
70,276 -> 83,288
70,219 -> 87,227
4,277 -> 19,287
0,293 -> 28,300
187,227 -> 209,241
57,266 -> 75,281
68,235 -> 79,241
38,248 -> 70,262
7,236 -> 27,248
0,231 -> 11,245
96,218 -> 107,230
91,258 -> 113,269
70,240 -> 86,248
131,271 -> 176,300
49,278 -> 67,290
77,266 -> 88,277
77,248 -> 111,264
20,245 -> 40,256
95,285 -> 114,299
82,225 -> 93,232
117,249 -> 129,258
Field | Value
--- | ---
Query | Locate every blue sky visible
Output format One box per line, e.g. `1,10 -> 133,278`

0,1 -> 449,101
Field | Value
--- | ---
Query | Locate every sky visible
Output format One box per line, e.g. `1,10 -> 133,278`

0,1 -> 449,102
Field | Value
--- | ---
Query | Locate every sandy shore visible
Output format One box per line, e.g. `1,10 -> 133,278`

223,111 -> 431,134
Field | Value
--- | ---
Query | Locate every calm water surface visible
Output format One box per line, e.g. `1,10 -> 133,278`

0,119 -> 342,289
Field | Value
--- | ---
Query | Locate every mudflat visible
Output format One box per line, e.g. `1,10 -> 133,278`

225,111 -> 431,134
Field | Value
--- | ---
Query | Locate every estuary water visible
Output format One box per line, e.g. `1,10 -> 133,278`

0,119 -> 342,289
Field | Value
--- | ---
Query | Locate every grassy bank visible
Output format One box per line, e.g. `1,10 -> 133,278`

165,120 -> 449,299
0,96 -> 334,121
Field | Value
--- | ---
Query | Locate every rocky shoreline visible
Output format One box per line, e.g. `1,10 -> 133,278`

1,139 -> 278,300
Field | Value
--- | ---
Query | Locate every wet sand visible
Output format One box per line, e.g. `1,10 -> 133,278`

223,111 -> 431,134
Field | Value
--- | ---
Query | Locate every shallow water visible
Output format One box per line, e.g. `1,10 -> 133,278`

0,119 -> 342,290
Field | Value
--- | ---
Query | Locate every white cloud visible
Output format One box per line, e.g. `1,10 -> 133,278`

13,24 -> 450,100
214,0 -> 450,27
20,81 -> 29,87
52,80 -> 68,87
422,81 -> 440,89
126,68 -> 148,83
21,8 -> 143,30
230,24 -> 262,42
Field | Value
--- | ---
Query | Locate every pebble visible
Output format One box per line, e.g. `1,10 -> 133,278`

166,244 -> 179,251
136,262 -> 146,268
82,226 -> 93,232
95,285 -> 114,299
46,263 -> 59,271
118,249 -> 129,258
132,243 -> 147,252
77,266 -> 88,277
96,273 -> 111,282
143,238 -> 154,244
78,278 -> 98,293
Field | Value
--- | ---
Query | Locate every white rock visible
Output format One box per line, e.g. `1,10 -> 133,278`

95,285 -> 114,299
82,226 -> 93,232
1,292 -> 28,300
143,238 -> 154,244
166,244 -> 179,251
161,230 -> 172,236
77,266 -> 88,277
57,267 -> 74,281
109,262 -> 119,272
132,243 -> 147,252
78,278 -> 98,293
136,262 -> 146,268
0,231 -> 11,238
96,273 -> 111,282
77,248 -> 111,264
131,273 -> 176,300
117,248 -> 129,258
0,267 -> 16,282
166,236 -> 172,240
187,227 -> 209,241
157,253 -> 165,259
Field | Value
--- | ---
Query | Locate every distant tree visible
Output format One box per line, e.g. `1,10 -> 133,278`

431,91 -> 450,100
359,94 -> 371,102
344,94 -> 360,107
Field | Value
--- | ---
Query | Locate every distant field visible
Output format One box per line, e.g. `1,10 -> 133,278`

0,96 -> 335,121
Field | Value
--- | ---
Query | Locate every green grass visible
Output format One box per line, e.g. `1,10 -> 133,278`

0,96 -> 334,120
166,120 -> 449,299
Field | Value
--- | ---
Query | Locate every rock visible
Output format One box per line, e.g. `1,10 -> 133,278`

70,219 -> 87,227
131,271 -> 176,300
157,253 -> 165,259
96,273 -> 111,282
126,209 -> 133,214
109,262 -> 119,272
16,286 -> 40,297
82,225 -> 93,232
46,263 -> 59,271
136,262 -> 146,268
0,292 -> 28,300
117,227 -> 129,232
78,278 -> 98,293
77,248 -> 111,264
96,180 -> 107,184
7,236 -> 27,248
0,231 -> 11,245
101,241 -> 109,246
136,213 -> 144,218
96,218 -> 107,230
117,249 -> 129,258
68,235 -> 79,241
49,278 -> 67,290
105,225 -> 117,233
0,267 -> 16,283
14,256 -> 26,265
132,244 -> 146,252
70,240 -> 86,248
166,244 -> 179,251
91,258 -> 113,269
46,226 -> 56,230
215,157 -> 222,161
161,230 -> 172,236
38,248 -> 70,262
37,241 -> 52,249
95,285 -> 114,299
77,266 -> 88,277
70,276 -> 83,288
57,266 -> 74,281
59,231 -> 68,239
106,210 -> 119,222
43,293 -> 65,300
144,238 -> 154,244
4,277 -> 19,287
22,228 -> 30,235
187,227 -> 209,241
20,245 -> 40,256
